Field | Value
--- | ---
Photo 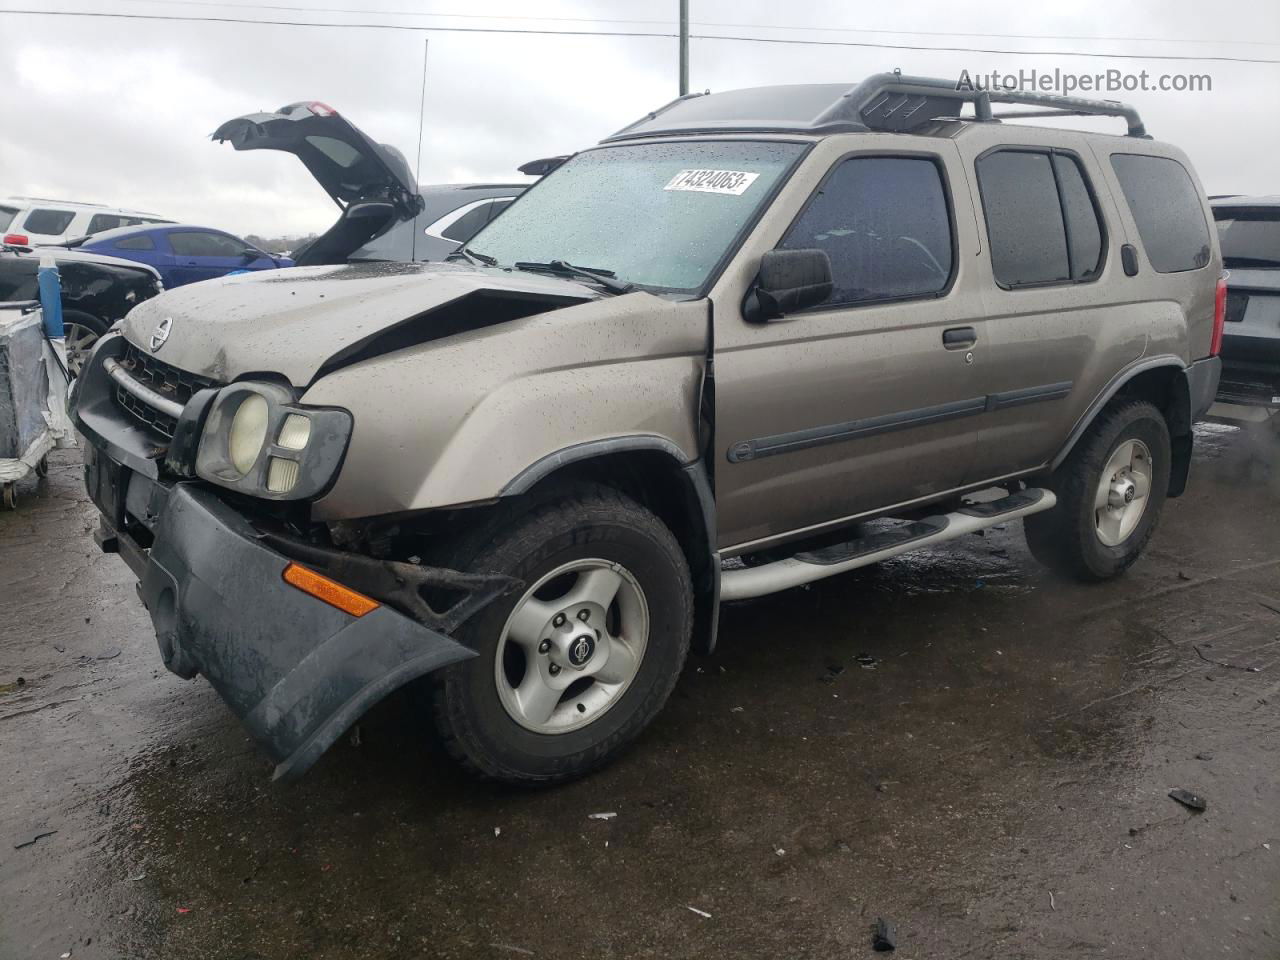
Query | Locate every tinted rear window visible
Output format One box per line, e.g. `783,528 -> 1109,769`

23,209 -> 76,236
441,202 -> 497,243
1053,154 -> 1104,280
1110,154 -> 1211,273
1214,209 -> 1280,268
88,214 -> 130,233
976,151 -> 1069,286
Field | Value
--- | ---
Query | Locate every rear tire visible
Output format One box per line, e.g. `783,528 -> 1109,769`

1025,399 -> 1171,581
432,484 -> 693,785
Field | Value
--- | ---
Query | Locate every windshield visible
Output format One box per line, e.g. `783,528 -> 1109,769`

467,140 -> 806,293
1215,209 -> 1280,267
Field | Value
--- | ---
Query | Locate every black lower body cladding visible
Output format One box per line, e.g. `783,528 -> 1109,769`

89,455 -> 479,781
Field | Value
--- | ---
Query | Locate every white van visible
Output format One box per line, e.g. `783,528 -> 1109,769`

0,197 -> 173,246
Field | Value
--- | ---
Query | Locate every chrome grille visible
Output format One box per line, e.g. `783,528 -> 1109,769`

112,343 -> 219,439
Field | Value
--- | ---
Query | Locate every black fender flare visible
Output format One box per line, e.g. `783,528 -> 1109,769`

501,436 -> 722,655
1049,356 -> 1195,496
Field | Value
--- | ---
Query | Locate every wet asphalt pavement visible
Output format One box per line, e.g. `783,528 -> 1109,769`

2,423 -> 1279,960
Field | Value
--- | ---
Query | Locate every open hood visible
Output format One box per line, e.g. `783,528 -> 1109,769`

212,102 -> 425,266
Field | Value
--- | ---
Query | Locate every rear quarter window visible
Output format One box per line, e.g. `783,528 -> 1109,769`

114,234 -> 155,251
0,206 -> 17,232
1110,154 -> 1211,273
22,209 -> 76,236
88,214 -> 129,233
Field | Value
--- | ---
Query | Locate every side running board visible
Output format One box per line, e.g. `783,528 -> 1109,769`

720,488 -> 1057,602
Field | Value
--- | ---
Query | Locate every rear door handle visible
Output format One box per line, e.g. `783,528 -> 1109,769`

942,326 -> 977,350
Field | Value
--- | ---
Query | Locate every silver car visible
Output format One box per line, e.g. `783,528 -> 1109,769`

74,75 -> 1222,786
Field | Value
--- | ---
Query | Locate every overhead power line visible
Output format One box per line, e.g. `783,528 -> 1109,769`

3,8 -> 1279,65
131,0 -> 1280,50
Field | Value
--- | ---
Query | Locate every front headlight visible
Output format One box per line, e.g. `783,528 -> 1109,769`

195,382 -> 352,500
228,394 -> 269,475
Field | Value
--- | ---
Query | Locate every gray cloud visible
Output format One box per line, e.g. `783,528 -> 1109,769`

1,0 -> 1277,238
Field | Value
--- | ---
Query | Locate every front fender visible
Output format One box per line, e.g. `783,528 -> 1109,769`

302,295 -> 708,520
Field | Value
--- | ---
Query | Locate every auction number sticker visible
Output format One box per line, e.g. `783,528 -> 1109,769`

664,169 -> 759,196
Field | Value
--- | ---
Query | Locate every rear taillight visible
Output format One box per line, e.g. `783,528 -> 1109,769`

3,233 -> 29,246
1210,275 -> 1228,357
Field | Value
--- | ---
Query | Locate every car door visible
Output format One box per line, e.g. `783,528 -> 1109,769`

957,140 -> 1144,482
166,230 -> 255,286
712,140 -> 987,553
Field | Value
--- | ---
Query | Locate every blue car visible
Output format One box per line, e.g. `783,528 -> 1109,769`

70,224 -> 293,288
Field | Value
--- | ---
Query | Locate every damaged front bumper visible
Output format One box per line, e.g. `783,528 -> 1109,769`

85,444 -> 498,782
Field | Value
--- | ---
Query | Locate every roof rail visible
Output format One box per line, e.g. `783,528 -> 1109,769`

6,196 -> 110,207
835,72 -> 1148,138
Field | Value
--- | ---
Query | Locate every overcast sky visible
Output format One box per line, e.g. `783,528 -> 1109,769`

2,0 -> 1277,238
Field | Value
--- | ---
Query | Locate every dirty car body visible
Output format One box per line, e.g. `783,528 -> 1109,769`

75,76 -> 1223,784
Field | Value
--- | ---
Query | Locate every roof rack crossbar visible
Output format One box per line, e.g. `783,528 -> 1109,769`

828,73 -> 1148,138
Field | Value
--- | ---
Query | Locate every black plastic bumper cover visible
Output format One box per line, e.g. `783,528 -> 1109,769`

135,484 -> 476,781
1187,355 -> 1222,419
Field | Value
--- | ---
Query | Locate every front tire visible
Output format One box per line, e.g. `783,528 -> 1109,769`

432,484 -> 693,785
63,310 -> 108,378
1025,399 -> 1171,581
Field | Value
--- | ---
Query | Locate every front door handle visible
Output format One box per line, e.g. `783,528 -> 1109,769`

942,326 -> 977,350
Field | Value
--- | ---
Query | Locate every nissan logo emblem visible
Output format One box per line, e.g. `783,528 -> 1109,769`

150,316 -> 173,352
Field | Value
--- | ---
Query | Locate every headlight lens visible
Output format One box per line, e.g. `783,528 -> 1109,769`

194,381 -> 352,500
228,394 -> 269,475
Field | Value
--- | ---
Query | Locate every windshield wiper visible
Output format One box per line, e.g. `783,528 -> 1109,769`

448,245 -> 497,267
513,259 -> 633,294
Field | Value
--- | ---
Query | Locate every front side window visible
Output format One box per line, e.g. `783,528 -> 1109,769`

468,140 -> 806,293
23,208 -> 76,236
779,156 -> 953,306
169,231 -> 247,257
1110,154 -> 1211,273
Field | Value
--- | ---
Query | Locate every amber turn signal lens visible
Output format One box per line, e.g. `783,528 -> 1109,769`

282,563 -> 379,618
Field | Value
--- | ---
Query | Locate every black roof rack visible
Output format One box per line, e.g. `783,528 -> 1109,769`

603,72 -> 1148,142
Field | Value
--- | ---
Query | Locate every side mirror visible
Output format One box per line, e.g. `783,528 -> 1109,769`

240,249 -> 259,262
746,248 -> 833,322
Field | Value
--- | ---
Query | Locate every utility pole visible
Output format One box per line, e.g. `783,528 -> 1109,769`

678,0 -> 689,96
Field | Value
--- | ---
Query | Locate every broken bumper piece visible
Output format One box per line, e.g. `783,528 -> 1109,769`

123,484 -> 477,781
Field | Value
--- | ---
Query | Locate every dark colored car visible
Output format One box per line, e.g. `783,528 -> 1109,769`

213,101 -> 526,264
1211,196 -> 1280,407
0,243 -> 162,374
72,225 -> 293,288
348,184 -> 525,262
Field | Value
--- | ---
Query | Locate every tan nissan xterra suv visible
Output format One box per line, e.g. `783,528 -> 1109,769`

73,75 -> 1224,784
